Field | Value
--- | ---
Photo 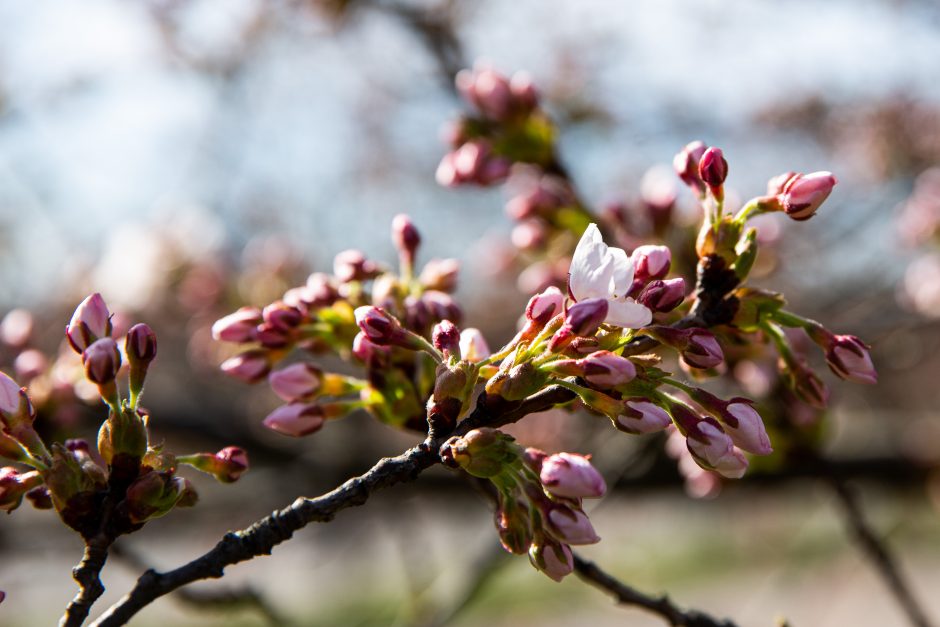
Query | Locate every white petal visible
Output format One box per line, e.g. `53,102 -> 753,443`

569,224 -> 614,301
605,299 -> 652,329
606,246 -> 635,299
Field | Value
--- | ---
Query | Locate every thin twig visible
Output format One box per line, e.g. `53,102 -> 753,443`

60,536 -> 112,627
572,554 -> 738,627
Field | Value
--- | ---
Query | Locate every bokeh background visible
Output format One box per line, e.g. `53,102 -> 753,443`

2,0 -> 940,625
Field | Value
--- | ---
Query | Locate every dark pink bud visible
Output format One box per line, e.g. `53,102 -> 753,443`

549,298 -> 608,352
698,147 -> 728,190
544,503 -> 600,545
540,452 -> 606,499
268,363 -> 323,402
432,320 -> 461,357
392,214 -> 421,266
126,323 -> 157,366
354,306 -> 406,346
82,338 -> 122,384
547,351 -> 636,388
673,141 -> 707,195
825,335 -> 877,385
631,245 -> 672,282
66,293 -> 112,353
305,273 -> 340,307
220,350 -> 270,383
255,322 -> 290,349
525,286 -> 564,326
213,446 -> 248,482
211,307 -> 262,343
614,398 -> 673,434
528,540 -> 574,582
262,301 -> 303,331
779,171 -> 837,221
683,329 -> 724,369
262,403 -> 325,437
637,278 -> 686,313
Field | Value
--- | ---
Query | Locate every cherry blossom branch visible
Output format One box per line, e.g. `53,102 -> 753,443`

60,536 -> 112,627
572,554 -> 738,627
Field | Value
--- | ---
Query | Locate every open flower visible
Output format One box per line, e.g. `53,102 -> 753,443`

568,224 -> 652,329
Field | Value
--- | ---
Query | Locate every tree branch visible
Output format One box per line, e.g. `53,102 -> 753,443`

572,554 -> 738,627
60,536 -> 112,627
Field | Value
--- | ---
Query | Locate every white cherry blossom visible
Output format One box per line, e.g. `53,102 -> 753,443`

568,224 -> 652,328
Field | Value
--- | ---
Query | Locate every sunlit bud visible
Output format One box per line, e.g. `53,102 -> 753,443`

495,496 -> 533,554
333,249 -> 378,283
255,322 -> 290,349
125,472 -> 197,523
97,407 -> 148,467
457,328 -> 490,363
26,485 -> 53,510
66,293 -> 112,354
391,213 -> 422,268
778,171 -> 837,221
631,245 -> 671,282
648,326 -> 723,369
126,323 -> 157,366
549,298 -> 608,352
673,140 -> 708,195
540,452 -> 606,499
547,351 -> 636,388
14,349 -> 47,382
211,307 -> 262,343
268,363 -> 323,402
614,398 -> 673,434
435,152 -> 459,187
432,320 -> 461,358
825,335 -> 877,385
305,273 -> 340,307
262,301 -> 303,332
262,402 -> 325,437
0,309 -> 33,347
419,258 -> 460,292
688,388 -> 772,455
529,540 -> 574,582
545,503 -> 601,545
440,428 -> 518,478
0,371 -> 21,416
685,419 -> 748,479
355,306 -> 410,347
454,141 -> 488,180
767,171 -> 798,196
485,361 -> 546,401
352,332 -> 391,367
509,71 -> 538,111
178,446 -> 249,483
82,338 -> 122,385
525,286 -> 565,327
221,350 -> 270,383
698,147 -> 728,193
0,467 -> 43,512
637,278 -> 686,313
786,359 -> 829,409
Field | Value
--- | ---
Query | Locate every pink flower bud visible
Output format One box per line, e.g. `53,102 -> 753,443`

352,332 -> 391,366
456,67 -> 513,120
686,420 -> 748,479
392,214 -> 421,265
82,338 -> 122,384
525,286 -> 564,326
211,307 -> 262,343
637,278 -> 686,313
453,141 -> 488,180
262,402 -> 325,437
540,452 -> 606,499
545,503 -> 601,545
631,245 -> 672,282
615,398 -> 673,434
548,351 -> 636,388
767,171 -> 798,196
255,322 -> 290,349
778,171 -> 837,221
549,298 -> 608,352
0,372 -> 20,416
220,350 -> 270,383
723,400 -> 773,455
419,258 -> 460,292
263,301 -> 303,331
673,140 -> 707,195
529,540 -> 574,582
683,329 -> 724,369
333,249 -> 378,283
126,323 -> 157,366
458,328 -> 490,362
432,320 -> 461,357
787,360 -> 829,409
435,152 -> 460,187
66,293 -> 112,353
268,363 -> 323,402
215,446 -> 248,482
1,467 -> 43,512
354,306 -> 408,346
698,147 -> 728,190
825,335 -> 877,385
305,273 -> 340,306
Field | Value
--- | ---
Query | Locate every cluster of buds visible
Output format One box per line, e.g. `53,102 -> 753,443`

1,294 -> 247,540
441,429 -> 605,581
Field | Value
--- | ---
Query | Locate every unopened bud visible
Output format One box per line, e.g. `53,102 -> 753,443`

333,249 -> 379,283
440,428 -> 518,478
698,147 -> 728,194
179,446 -> 249,483
637,278 -> 686,313
211,307 -> 262,343
528,540 -> 574,582
263,301 -> 303,332
432,320 -> 461,358
540,452 -> 606,499
456,67 -> 513,120
352,332 -> 391,368
392,214 -> 421,269
631,245 -> 672,282
673,141 -> 707,196
778,171 -> 837,221
125,471 -> 197,523
685,419 -> 748,479
549,298 -> 608,352
546,350 -> 636,388
820,334 -> 877,385
66,293 -> 112,354
614,398 -> 673,434
786,359 -> 829,409
221,350 -> 271,383
495,495 -> 533,554
82,338 -> 122,385
525,286 -> 564,327
688,388 -> 772,455
0,467 -> 43,512
544,503 -> 600,545
262,402 -> 326,437
97,407 -> 148,467
458,328 -> 491,362
354,306 -> 410,347
268,363 -> 323,402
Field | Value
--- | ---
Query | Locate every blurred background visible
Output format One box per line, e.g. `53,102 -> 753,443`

2,0 -> 940,625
